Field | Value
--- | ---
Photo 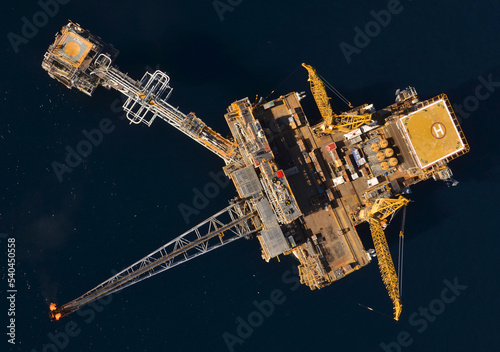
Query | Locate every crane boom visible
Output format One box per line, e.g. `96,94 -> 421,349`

301,63 -> 335,125
49,200 -> 259,321
369,219 -> 403,321
302,63 -> 372,133
368,195 -> 409,321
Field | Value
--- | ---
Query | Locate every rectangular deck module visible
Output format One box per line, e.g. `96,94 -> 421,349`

250,93 -> 372,284
42,21 -> 119,95
398,97 -> 467,169
53,29 -> 93,68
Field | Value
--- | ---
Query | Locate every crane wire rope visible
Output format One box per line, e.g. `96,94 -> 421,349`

397,206 -> 407,298
318,74 -> 353,108
265,65 -> 302,101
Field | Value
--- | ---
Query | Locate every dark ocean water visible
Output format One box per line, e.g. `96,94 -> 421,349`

1,0 -> 500,351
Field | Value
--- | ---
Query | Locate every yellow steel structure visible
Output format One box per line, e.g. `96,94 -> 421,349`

302,63 -> 372,133
368,195 -> 410,321
294,246 -> 328,290
369,195 -> 410,220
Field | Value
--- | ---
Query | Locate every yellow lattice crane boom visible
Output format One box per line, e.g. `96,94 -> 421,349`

368,195 -> 409,321
301,63 -> 335,126
302,63 -> 372,133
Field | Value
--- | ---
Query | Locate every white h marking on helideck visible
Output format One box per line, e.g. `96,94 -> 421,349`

433,123 -> 445,138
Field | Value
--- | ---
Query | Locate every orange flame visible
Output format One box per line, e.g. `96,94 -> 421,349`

55,313 -> 61,321
49,303 -> 57,311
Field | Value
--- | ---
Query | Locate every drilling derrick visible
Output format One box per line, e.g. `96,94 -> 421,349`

43,22 -> 469,322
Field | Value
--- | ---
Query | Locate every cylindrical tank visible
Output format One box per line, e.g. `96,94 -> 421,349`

381,161 -> 389,170
379,139 -> 389,148
370,142 -> 380,152
384,148 -> 394,158
388,157 -> 398,167
376,151 -> 385,161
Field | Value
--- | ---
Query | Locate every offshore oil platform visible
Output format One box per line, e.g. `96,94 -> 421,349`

43,21 -> 469,322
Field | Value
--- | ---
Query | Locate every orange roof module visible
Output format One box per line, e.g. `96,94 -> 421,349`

398,98 -> 467,169
54,28 -> 93,68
